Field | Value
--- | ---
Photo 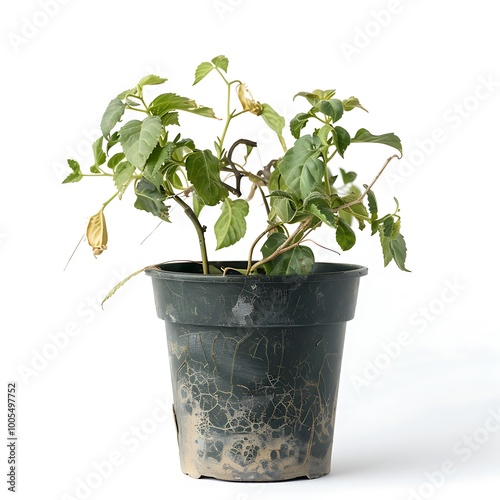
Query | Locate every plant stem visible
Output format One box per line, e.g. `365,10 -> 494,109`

173,195 -> 209,274
333,154 -> 400,212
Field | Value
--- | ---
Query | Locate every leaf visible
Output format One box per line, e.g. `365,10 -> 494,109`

294,91 -> 321,106
214,199 -> 249,250
339,167 -> 357,184
379,232 -> 393,266
383,216 -> 394,237
161,112 -> 180,127
86,208 -> 108,257
389,233 -> 410,271
290,113 -> 311,139
352,128 -> 403,155
108,152 -> 125,170
144,143 -> 176,180
261,103 -> 286,146
261,233 -> 314,275
106,131 -> 120,154
113,161 -> 135,196
185,150 -> 228,206
101,266 -> 149,307
332,126 -> 351,158
211,55 -> 229,72
63,159 -> 83,183
315,99 -> 344,123
137,75 -> 167,88
119,116 -> 163,169
336,218 -> 356,250
193,192 -> 205,218
364,184 -> 378,219
91,137 -> 106,172
307,201 -> 337,227
134,179 -> 170,221
149,93 -> 216,119
100,98 -> 126,138
193,61 -> 214,85
277,135 -> 324,199
342,96 -> 368,112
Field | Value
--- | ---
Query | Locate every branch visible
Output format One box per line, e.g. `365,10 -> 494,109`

333,154 -> 401,211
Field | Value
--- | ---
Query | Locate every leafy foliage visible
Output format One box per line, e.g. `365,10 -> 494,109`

65,56 -> 409,276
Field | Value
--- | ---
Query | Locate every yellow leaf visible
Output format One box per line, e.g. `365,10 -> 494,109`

86,208 -> 108,257
237,84 -> 263,116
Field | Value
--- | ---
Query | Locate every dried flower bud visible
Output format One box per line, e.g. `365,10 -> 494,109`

237,84 -> 263,115
86,208 -> 108,257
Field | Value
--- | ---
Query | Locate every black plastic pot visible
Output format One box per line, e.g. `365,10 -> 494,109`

146,261 -> 367,481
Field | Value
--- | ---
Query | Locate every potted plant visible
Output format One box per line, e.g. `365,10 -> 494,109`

64,55 -> 409,481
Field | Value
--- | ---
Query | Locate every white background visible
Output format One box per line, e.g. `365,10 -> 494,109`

1,1 -> 499,499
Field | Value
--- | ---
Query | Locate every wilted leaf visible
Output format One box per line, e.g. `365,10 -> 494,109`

86,208 -> 108,257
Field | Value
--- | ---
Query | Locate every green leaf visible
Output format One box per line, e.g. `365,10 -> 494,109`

134,179 -> 170,221
332,126 -> 351,158
290,113 -> 311,139
193,61 -> 214,85
336,218 -> 356,250
294,91 -> 321,106
389,233 -> 410,271
261,103 -> 285,146
379,232 -> 393,266
211,55 -> 229,71
352,128 -> 403,155
149,92 -> 217,119
261,233 -> 314,275
269,191 -> 297,223
342,96 -> 368,112
62,159 -> 82,183
364,185 -> 378,219
214,198 -> 249,250
92,137 -> 106,171
100,98 -> 126,138
383,216 -> 394,237
339,167 -> 357,184
161,112 -> 180,127
188,106 -> 217,118
277,135 -> 324,199
113,161 -> 135,195
137,75 -> 167,88
185,150 -> 228,206
315,99 -> 344,123
107,152 -> 125,170
106,131 -> 120,154
193,192 -> 205,218
307,201 -> 337,227
145,143 -> 176,179
119,116 -> 163,170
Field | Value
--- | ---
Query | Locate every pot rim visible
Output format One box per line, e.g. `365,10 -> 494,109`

145,260 -> 368,283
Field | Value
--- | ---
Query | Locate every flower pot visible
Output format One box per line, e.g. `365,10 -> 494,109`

146,261 -> 367,481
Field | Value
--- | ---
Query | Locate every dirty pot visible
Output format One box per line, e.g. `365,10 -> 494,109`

146,261 -> 367,481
